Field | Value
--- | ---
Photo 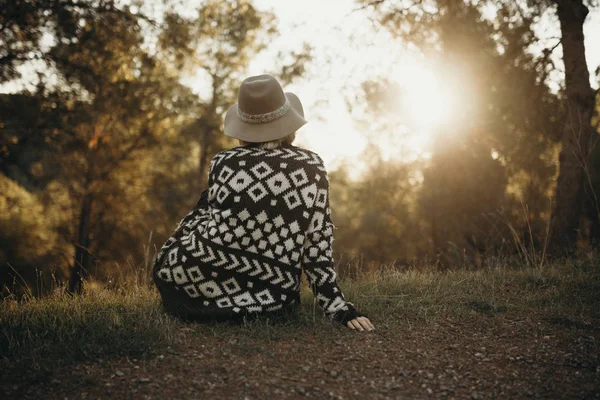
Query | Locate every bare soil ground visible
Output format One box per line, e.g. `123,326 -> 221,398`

2,311 -> 599,399
2,263 -> 599,399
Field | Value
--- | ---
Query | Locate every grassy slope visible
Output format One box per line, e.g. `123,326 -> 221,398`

1,257 -> 599,398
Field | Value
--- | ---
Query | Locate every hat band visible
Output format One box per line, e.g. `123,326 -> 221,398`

238,99 -> 290,124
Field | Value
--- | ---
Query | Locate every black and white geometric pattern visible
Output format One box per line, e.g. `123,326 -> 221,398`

153,144 -> 359,322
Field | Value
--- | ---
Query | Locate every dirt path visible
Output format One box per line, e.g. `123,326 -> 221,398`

3,314 -> 599,399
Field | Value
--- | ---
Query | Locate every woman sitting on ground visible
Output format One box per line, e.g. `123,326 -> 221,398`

153,74 -> 374,332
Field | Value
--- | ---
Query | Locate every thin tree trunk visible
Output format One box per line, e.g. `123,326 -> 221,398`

198,124 -> 212,190
197,104 -> 217,191
69,191 -> 93,293
548,0 -> 597,256
198,77 -> 219,192
68,137 -> 97,294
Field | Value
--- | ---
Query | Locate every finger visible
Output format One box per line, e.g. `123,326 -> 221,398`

358,319 -> 372,331
363,317 -> 375,330
362,317 -> 375,330
346,321 -> 356,330
351,319 -> 363,331
357,316 -> 375,331
350,319 -> 364,332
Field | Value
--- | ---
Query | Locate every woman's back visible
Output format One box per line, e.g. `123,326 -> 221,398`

203,143 -> 328,264
154,142 -> 355,321
153,74 -> 373,331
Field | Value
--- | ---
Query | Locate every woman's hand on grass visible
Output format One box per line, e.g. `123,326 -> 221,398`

346,316 -> 375,332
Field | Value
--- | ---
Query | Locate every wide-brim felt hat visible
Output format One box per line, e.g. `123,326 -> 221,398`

224,74 -> 307,143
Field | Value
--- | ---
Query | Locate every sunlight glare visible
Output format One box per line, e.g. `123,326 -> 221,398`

395,65 -> 456,131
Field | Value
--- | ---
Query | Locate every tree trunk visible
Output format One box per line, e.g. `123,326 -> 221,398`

198,124 -> 212,190
68,191 -> 93,293
68,142 -> 97,294
548,0 -> 597,256
198,77 -> 219,192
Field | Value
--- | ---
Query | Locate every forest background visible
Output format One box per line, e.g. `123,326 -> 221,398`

1,0 -> 599,295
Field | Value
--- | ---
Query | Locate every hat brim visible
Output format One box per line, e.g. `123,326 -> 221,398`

223,92 -> 307,143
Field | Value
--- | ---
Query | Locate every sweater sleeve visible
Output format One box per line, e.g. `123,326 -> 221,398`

301,160 -> 365,325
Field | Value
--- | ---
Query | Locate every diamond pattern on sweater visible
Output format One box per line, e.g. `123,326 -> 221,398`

251,161 -> 273,178
187,266 -> 204,282
203,208 -> 305,265
229,170 -> 254,192
283,190 -> 302,210
315,188 -> 328,208
216,186 -> 231,204
217,165 -> 235,183
247,182 -> 269,202
233,292 -> 256,306
198,280 -> 223,298
172,265 -> 188,284
157,268 -> 172,282
154,144 -> 358,322
309,211 -> 325,232
266,172 -> 292,195
184,284 -> 200,298
256,289 -> 275,305
290,168 -> 309,186
300,183 -> 317,208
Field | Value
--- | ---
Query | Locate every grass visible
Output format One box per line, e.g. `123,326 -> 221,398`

1,254 -> 599,370
0,286 -> 176,368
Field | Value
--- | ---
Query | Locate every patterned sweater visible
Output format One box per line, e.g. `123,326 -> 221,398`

153,142 -> 363,325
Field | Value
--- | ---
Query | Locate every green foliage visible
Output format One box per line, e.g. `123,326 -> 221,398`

419,133 -> 509,264
1,0 -> 595,289
0,0 -> 311,290
344,0 -> 567,266
330,148 -> 424,271
0,174 -> 69,295
160,0 -> 276,78
159,0 -> 310,195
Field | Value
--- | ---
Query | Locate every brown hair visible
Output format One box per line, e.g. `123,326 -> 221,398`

238,132 -> 296,150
